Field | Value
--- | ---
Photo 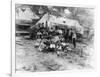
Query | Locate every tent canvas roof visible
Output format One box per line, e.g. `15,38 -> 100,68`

35,13 -> 84,34
16,7 -> 40,24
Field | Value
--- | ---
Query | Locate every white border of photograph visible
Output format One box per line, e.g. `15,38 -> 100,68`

11,0 -> 98,77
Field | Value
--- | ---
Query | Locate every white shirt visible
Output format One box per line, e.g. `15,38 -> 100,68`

50,44 -> 55,48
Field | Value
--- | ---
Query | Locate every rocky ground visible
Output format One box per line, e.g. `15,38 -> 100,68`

16,36 -> 93,72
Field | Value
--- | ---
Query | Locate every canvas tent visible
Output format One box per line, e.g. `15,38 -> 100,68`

16,6 -> 40,24
35,13 -> 84,34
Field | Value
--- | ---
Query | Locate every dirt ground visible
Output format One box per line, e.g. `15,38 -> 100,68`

16,36 -> 93,72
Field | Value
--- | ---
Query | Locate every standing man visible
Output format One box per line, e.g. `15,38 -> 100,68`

65,29 -> 69,42
72,32 -> 77,48
68,29 -> 73,42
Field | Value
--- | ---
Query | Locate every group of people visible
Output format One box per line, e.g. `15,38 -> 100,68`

64,28 -> 77,48
30,22 -> 77,51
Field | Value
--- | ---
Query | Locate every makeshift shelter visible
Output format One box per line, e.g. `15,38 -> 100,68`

35,13 -> 84,34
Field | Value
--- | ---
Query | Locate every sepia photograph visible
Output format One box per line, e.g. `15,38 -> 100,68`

15,3 -> 94,73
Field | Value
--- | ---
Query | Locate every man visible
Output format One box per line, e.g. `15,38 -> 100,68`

72,32 -> 77,48
68,29 -> 73,42
64,29 -> 69,42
